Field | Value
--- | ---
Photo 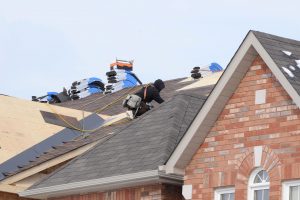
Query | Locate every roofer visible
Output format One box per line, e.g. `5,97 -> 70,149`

123,79 -> 165,119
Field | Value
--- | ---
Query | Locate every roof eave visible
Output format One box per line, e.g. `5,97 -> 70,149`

19,170 -> 183,199
165,31 -> 300,174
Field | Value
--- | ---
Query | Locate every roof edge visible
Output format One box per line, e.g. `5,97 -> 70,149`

1,141 -> 99,186
19,170 -> 183,199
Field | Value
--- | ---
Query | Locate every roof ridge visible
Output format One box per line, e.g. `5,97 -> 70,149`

252,30 -> 300,47
161,96 -> 193,161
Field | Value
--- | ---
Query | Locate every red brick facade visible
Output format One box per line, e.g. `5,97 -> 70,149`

185,56 -> 300,199
0,192 -> 32,200
50,184 -> 183,200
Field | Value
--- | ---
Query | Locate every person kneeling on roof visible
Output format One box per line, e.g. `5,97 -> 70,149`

123,79 -> 165,119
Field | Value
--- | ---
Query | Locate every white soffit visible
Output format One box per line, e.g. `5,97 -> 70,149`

165,31 -> 300,174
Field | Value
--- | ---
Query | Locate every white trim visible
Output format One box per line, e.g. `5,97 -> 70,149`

255,89 -> 266,104
19,170 -> 183,199
182,184 -> 193,200
282,179 -> 300,200
251,34 -> 300,108
254,146 -> 263,167
214,187 -> 235,200
165,31 -> 300,173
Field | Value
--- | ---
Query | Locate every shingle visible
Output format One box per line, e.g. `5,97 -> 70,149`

1,78 -> 202,180
253,31 -> 300,95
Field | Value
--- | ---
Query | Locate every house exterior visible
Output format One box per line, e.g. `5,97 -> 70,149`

0,77 -> 221,199
7,30 -> 300,200
165,31 -> 300,200
20,89 -> 215,200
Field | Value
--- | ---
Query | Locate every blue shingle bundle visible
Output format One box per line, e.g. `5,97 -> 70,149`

191,62 -> 223,79
32,77 -> 105,103
69,77 -> 105,100
104,60 -> 141,94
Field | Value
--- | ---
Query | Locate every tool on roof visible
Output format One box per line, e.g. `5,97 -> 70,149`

104,59 -> 142,94
191,62 -> 223,79
110,59 -> 134,71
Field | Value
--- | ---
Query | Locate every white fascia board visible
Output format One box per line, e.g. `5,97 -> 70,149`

165,32 -> 258,174
19,170 -> 183,199
251,34 -> 300,108
165,31 -> 300,174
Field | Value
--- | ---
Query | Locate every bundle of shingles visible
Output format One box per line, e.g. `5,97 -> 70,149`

190,63 -> 223,79
104,60 -> 142,94
32,77 -> 105,103
69,77 -> 105,100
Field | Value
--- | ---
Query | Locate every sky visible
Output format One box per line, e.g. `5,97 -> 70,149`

1,0 -> 300,99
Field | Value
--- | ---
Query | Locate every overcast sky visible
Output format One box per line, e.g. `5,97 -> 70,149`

1,0 -> 300,99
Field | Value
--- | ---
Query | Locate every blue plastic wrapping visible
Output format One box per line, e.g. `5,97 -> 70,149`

209,63 -> 223,72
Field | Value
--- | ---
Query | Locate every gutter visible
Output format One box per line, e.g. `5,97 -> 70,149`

19,170 -> 183,199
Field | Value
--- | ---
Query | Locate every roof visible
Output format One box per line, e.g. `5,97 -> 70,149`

165,30 -> 300,173
1,77 -> 209,182
58,78 -> 192,115
0,95 -> 92,172
0,113 -> 104,180
252,31 -> 300,94
21,85 -> 214,198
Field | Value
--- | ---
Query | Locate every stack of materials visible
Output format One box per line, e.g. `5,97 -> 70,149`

32,77 -> 105,103
191,66 -> 201,79
191,62 -> 223,79
104,59 -> 142,94
69,77 -> 105,100
32,90 -> 70,104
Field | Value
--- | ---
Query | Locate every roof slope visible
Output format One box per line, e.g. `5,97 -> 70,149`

29,85 -> 213,189
1,77 -> 204,181
253,31 -> 300,94
0,113 -> 105,180
0,95 -> 87,164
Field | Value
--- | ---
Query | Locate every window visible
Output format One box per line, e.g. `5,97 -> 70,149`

248,168 -> 270,200
282,180 -> 300,200
215,187 -> 235,200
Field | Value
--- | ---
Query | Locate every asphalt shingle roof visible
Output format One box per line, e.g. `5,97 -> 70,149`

30,85 -> 213,189
25,30 -> 300,190
253,31 -> 300,94
1,78 -> 201,180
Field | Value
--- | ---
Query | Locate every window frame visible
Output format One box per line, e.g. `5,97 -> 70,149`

248,168 -> 270,200
282,179 -> 300,200
214,187 -> 235,200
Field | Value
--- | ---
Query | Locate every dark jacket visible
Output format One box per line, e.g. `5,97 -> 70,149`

135,80 -> 165,104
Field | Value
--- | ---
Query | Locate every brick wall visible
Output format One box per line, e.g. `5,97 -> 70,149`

50,184 -> 183,200
185,56 -> 300,199
0,192 -> 32,200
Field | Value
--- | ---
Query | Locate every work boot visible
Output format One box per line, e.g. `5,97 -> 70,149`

126,110 -> 134,120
